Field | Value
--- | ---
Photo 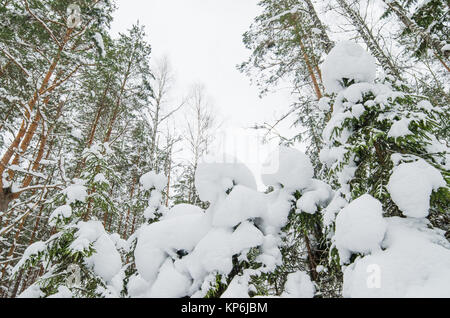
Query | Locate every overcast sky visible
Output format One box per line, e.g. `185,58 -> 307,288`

110,0 -> 294,129
110,0 -> 299,186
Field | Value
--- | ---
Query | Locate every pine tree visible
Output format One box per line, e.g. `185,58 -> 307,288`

0,0 -> 115,212
318,41 -> 449,267
336,0 -> 401,79
240,0 -> 334,177
13,143 -> 123,298
381,0 -> 449,72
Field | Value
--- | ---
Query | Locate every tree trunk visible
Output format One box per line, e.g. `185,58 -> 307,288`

0,187 -> 14,213
304,0 -> 334,54
298,34 -> 322,100
337,0 -> 402,78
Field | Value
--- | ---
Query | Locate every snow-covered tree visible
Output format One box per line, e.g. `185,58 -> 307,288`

381,0 -> 449,72
239,0 -> 334,177
319,40 -> 450,297
13,143 -> 124,298
122,147 -> 338,298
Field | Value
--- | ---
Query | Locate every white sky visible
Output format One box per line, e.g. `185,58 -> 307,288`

110,0 -> 297,187
110,0 -> 293,130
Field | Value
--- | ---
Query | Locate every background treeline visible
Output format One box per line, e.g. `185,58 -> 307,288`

0,0 -> 215,297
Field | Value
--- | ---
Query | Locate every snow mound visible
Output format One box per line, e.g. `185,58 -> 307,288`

62,182 -> 87,204
296,179 -> 333,214
195,156 -> 257,203
334,194 -> 387,263
212,185 -> 267,227
322,41 -> 377,93
13,241 -> 46,273
140,171 -> 167,191
70,221 -> 122,282
322,194 -> 348,228
177,222 -> 264,285
388,118 -> 412,139
49,205 -> 72,225
148,259 -> 192,298
343,217 -> 450,297
221,276 -> 251,298
281,271 -> 315,298
134,213 -> 211,283
162,204 -> 203,220
87,233 -> 122,282
262,190 -> 294,234
387,159 -> 445,218
262,147 -> 313,189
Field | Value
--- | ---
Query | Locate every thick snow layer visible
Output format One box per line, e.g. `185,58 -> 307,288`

322,194 -> 348,228
256,234 -> 283,272
93,32 -> 106,58
296,179 -> 333,214
69,221 -> 122,282
322,41 -> 377,93
319,145 -> 347,169
109,233 -> 128,251
134,213 -> 211,283
281,271 -> 315,298
148,259 -> 192,298
388,118 -> 412,138
261,147 -> 313,189
87,233 -> 122,282
351,103 -> 365,119
162,204 -> 203,220
49,205 -> 72,225
108,270 -> 126,298
70,221 -> 104,252
343,217 -> 450,297
13,241 -> 46,272
127,274 -> 151,298
221,275 -> 251,298
140,171 -> 167,191
62,182 -> 87,204
387,159 -> 445,218
18,284 -> 44,298
195,157 -> 257,203
334,194 -> 387,263
318,97 -> 331,112
262,190 -> 294,234
212,185 -> 267,227
177,222 -> 264,284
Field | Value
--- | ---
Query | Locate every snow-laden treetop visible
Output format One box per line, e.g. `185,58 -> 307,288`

322,41 -> 377,94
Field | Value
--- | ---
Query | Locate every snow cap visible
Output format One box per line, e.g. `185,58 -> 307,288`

322,41 -> 377,93
261,146 -> 313,189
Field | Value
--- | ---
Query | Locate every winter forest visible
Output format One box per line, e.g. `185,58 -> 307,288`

0,0 -> 448,299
